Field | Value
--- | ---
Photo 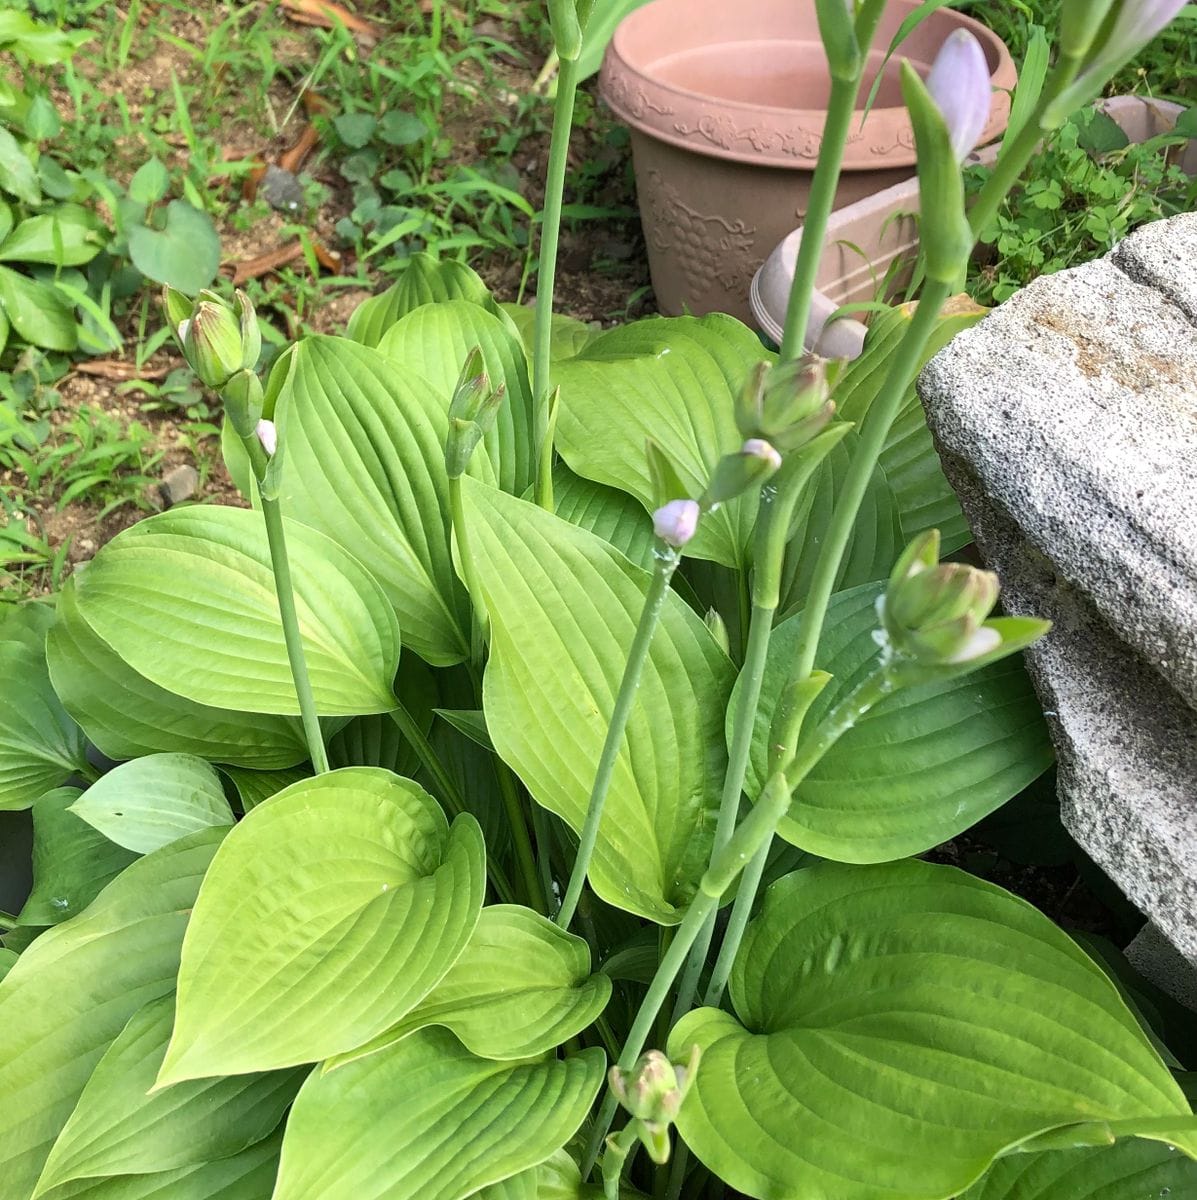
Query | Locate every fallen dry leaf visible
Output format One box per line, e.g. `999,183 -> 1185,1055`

228,240 -> 344,285
279,0 -> 381,42
72,361 -> 173,383
278,123 -> 321,174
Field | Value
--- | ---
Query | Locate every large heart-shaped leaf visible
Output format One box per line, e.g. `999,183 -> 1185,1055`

0,264 -> 75,349
159,768 -> 485,1083
273,335 -> 494,666
70,754 -> 234,854
328,904 -> 611,1067
670,861 -> 1197,1200
34,995 -> 301,1194
0,623 -> 87,810
498,303 -> 596,362
835,298 -> 983,554
18,787 -> 137,927
273,1027 -> 605,1200
37,1129 -> 282,1200
378,298 -> 534,495
127,200 -> 220,293
961,1139 -> 1197,1199
553,466 -> 655,571
554,314 -> 770,569
743,582 -> 1052,861
47,581 -> 308,770
463,478 -> 734,924
0,206 -> 105,266
346,253 -> 499,348
776,429 -> 903,617
0,829 -> 225,1198
70,506 -> 399,716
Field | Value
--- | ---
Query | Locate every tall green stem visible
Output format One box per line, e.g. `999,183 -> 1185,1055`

532,54 -> 580,507
260,494 -> 330,774
387,703 -> 465,818
703,662 -> 896,1009
777,74 -> 860,361
448,474 -> 486,664
582,772 -> 798,1177
496,758 -> 548,914
556,549 -> 679,930
782,280 -> 953,692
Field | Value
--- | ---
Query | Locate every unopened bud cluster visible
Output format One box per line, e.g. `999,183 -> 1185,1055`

735,357 -> 835,453
445,346 -> 505,479
609,1046 -> 700,1165
164,286 -> 263,436
880,530 -> 1001,666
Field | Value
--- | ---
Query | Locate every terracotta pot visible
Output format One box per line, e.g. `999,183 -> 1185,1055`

750,95 -> 1197,358
599,0 -> 1016,323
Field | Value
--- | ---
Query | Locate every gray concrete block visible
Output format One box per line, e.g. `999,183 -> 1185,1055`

919,255 -> 1197,709
1125,921 -> 1197,1012
926,464 -> 1197,966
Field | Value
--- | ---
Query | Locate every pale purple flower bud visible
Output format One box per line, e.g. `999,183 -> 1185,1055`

741,438 -> 783,472
1106,0 -> 1189,50
255,418 -> 278,457
925,30 -> 992,162
652,499 -> 700,548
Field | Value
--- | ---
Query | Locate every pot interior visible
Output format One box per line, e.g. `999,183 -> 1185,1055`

649,42 -> 908,110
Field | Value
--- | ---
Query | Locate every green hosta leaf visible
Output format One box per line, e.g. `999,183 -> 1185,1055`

879,384 -> 970,550
555,314 -> 770,568
0,948 -> 16,982
469,1170 -> 536,1200
836,298 -> 984,554
535,1151 -> 642,1200
220,764 -> 311,811
47,581 -> 308,769
0,625 -> 87,810
69,754 -> 234,853
127,200 -> 220,293
347,253 -> 499,348
669,861 -> 1196,1200
777,428 -> 903,616
961,1139 -> 1197,1199
0,263 -> 75,350
159,768 -> 485,1082
553,465 -> 655,570
70,506 -> 399,716
273,335 -> 493,666
0,126 -> 40,204
19,787 -> 137,927
38,1129 -> 282,1200
0,829 -> 225,1198
0,205 -> 105,267
273,1027 -> 605,1200
498,303 -> 596,362
463,478 -> 734,924
573,0 -> 653,82
328,904 -> 611,1068
35,995 -> 301,1194
745,582 -> 1052,861
378,298 -> 534,496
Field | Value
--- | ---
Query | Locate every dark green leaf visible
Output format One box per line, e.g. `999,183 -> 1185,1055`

127,200 -> 219,292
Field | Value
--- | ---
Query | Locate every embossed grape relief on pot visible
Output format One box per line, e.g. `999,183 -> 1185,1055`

672,113 -> 823,159
642,170 -> 762,299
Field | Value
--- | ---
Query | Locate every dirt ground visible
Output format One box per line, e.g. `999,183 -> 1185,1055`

12,0 -> 650,585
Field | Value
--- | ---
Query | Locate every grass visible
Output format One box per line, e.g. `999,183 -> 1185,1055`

0,0 -> 638,603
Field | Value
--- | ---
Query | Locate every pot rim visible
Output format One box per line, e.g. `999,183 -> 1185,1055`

600,0 -> 1016,170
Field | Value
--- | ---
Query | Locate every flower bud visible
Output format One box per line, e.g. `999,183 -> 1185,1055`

703,607 -> 730,655
702,438 -> 782,507
222,369 -> 265,438
255,418 -> 277,458
925,30 -> 992,163
735,357 -> 835,453
880,530 -> 1002,665
445,347 -> 506,478
609,1047 -> 700,1166
652,499 -> 700,548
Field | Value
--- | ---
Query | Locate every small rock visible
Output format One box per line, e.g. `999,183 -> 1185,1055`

597,238 -> 636,261
260,165 -> 305,214
159,464 -> 200,508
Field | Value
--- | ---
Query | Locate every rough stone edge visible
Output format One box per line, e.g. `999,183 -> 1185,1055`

1113,211 -> 1197,326
919,255 -> 1197,712
934,448 -> 1197,967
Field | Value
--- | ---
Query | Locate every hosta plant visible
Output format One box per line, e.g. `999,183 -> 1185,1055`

2,3 -> 1196,1200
